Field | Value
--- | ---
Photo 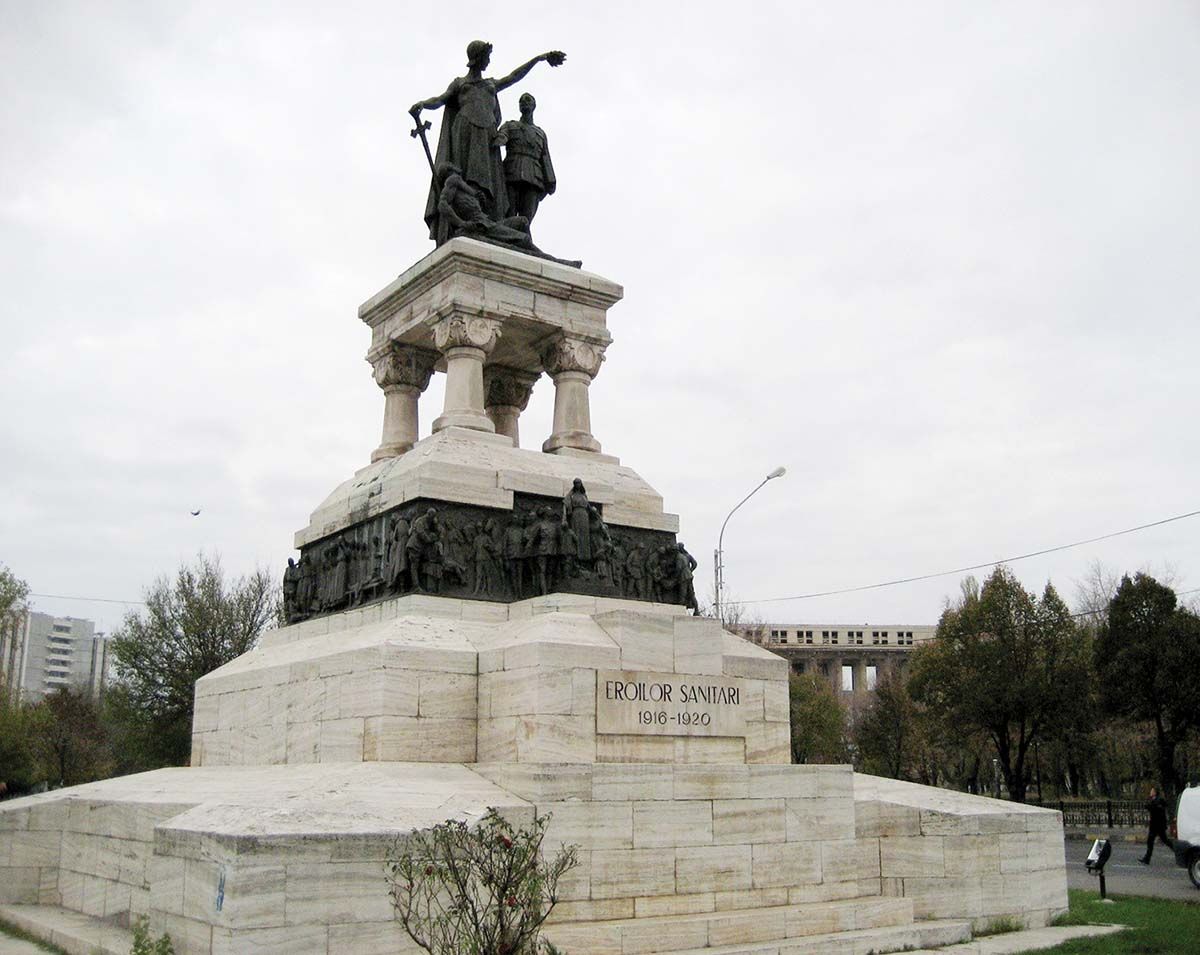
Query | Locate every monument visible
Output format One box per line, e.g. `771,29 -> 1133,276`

0,41 -> 1069,955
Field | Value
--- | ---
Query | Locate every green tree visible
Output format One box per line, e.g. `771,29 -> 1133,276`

0,565 -> 34,794
852,673 -> 985,789
854,674 -> 919,779
101,682 -> 180,775
28,687 -> 112,786
1,563 -> 29,703
0,563 -> 29,620
1094,573 -> 1200,799
0,700 -> 39,794
910,567 -> 1091,802
109,554 -> 277,767
789,672 -> 849,764
919,720 -> 991,793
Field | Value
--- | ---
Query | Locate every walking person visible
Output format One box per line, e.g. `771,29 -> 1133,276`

1139,786 -> 1174,864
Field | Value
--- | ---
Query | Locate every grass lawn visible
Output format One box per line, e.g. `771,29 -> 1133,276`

1033,889 -> 1200,954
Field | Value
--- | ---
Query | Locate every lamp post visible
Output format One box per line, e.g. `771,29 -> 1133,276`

713,466 -> 786,625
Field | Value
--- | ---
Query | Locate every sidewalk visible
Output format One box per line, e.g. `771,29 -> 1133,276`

1065,826 -> 1144,843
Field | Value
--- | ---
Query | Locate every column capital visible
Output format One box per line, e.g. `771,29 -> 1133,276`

540,335 -> 606,379
369,343 -> 438,393
483,365 -> 539,412
432,314 -> 502,354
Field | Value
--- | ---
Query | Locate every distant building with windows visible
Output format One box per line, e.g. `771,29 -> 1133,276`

0,611 -> 111,703
733,621 -> 937,718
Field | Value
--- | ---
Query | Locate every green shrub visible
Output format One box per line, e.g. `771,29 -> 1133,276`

129,916 -> 173,955
386,808 -> 578,955
975,915 -> 1023,936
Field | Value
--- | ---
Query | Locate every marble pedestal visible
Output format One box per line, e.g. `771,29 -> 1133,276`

0,242 -> 1069,954
0,587 -> 1068,955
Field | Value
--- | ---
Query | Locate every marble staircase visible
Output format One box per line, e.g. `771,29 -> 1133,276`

544,896 -> 974,954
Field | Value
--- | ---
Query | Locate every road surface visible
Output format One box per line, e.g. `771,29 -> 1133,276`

1065,835 -> 1199,901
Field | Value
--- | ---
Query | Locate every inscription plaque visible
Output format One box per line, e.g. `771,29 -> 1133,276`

596,670 -> 747,737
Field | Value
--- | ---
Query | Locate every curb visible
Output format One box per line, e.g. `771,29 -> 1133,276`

1064,829 -> 1145,843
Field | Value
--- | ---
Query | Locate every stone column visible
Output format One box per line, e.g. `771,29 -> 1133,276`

430,315 -> 502,434
540,335 -> 606,454
369,344 -> 438,462
483,366 -> 539,447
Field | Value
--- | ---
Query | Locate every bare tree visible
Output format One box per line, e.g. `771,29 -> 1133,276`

1073,560 -> 1181,625
1073,560 -> 1122,625
700,586 -> 765,637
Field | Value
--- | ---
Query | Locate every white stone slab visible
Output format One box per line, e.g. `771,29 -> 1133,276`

596,670 -> 748,738
294,426 -> 680,547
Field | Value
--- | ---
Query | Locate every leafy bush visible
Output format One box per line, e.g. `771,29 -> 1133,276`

975,915 -> 1023,936
129,916 -> 173,955
386,808 -> 578,955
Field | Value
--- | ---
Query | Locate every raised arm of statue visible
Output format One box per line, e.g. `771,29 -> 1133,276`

494,51 -> 566,92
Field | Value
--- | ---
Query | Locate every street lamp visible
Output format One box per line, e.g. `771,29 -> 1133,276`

713,466 -> 786,624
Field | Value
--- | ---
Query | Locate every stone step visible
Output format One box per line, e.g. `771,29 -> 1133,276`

0,903 -> 972,955
545,896 -> 919,954
899,923 -> 1126,955
0,903 -> 132,955
636,920 -> 973,955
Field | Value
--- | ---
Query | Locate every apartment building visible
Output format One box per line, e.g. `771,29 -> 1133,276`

0,611 -> 110,703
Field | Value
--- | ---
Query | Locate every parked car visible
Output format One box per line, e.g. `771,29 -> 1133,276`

1174,785 -> 1200,889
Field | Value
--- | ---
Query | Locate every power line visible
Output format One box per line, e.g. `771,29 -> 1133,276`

730,508 -> 1200,607
29,592 -> 145,606
22,515 -> 1200,612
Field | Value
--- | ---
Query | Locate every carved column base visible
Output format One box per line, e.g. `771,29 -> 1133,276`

433,345 -> 495,434
544,430 -> 602,454
543,370 -> 602,454
487,405 -> 523,444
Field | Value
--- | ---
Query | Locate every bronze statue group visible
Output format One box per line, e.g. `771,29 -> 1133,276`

283,480 -> 699,623
410,41 -> 579,265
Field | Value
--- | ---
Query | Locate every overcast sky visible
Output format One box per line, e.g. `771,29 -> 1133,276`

2,1 -> 1198,635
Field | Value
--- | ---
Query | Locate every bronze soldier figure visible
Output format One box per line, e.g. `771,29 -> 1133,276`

282,558 -> 300,622
499,93 -> 556,226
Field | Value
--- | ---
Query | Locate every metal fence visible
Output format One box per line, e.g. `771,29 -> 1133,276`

1046,799 -> 1145,829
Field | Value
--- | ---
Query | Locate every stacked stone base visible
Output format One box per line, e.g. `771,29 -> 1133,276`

0,596 -> 1067,954
0,763 -> 1065,954
189,596 -> 792,768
